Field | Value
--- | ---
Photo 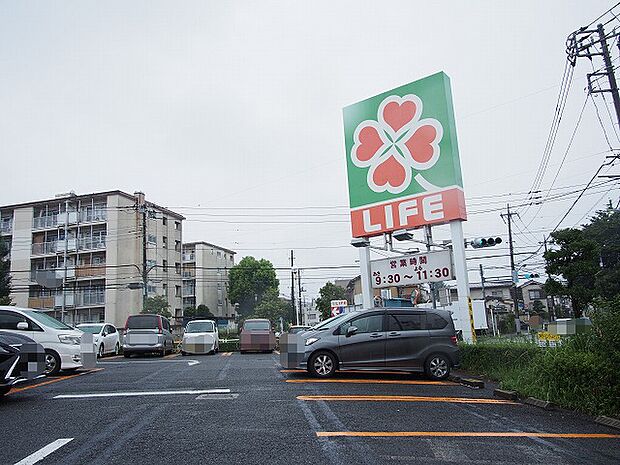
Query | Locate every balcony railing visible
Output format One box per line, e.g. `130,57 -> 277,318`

32,241 -> 57,255
0,219 -> 12,234
183,287 -> 195,296
76,290 -> 105,306
33,215 -> 58,229
182,271 -> 195,279
28,296 -> 54,309
80,210 -> 107,223
78,236 -> 107,251
76,264 -> 106,278
182,253 -> 195,262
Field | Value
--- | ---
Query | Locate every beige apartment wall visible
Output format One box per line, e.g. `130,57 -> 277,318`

105,194 -> 142,328
9,207 -> 33,307
194,244 -> 234,318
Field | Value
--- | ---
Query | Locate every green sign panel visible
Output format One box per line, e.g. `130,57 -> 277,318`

343,72 -> 467,237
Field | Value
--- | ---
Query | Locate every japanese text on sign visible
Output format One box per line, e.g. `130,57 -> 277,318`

370,250 -> 453,288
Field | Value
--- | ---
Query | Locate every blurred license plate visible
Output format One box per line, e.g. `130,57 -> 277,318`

130,334 -> 155,344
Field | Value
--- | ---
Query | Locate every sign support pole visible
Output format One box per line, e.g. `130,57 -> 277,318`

450,220 -> 474,343
359,245 -> 373,310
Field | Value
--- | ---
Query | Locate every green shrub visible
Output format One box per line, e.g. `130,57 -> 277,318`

458,341 -> 539,381
219,340 -> 239,352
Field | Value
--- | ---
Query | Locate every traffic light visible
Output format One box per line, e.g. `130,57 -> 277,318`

470,237 -> 503,248
523,273 -> 540,279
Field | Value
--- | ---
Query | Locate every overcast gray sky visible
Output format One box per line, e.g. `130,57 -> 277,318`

1,1 -> 618,299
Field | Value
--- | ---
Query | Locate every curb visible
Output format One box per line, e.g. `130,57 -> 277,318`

493,389 -> 519,401
595,416 -> 620,430
524,397 -> 554,410
448,375 -> 484,389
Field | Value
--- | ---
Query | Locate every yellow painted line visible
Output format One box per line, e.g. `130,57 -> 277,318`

316,431 -> 620,439
297,395 -> 517,405
103,355 -> 124,360
280,369 -> 414,376
8,368 -> 104,395
164,353 -> 180,359
286,379 -> 456,386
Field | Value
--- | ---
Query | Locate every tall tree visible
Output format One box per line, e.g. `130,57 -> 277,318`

142,295 -> 172,318
251,288 -> 294,324
315,282 -> 347,320
544,228 -> 600,318
0,237 -> 11,305
582,209 -> 620,299
228,256 -> 279,318
184,304 -> 214,319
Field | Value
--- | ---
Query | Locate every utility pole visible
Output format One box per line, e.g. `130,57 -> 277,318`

424,225 -> 436,308
290,250 -> 297,325
297,269 -> 303,325
479,264 -> 496,336
501,204 -> 521,334
135,192 -> 148,313
597,23 -> 620,128
542,235 -> 555,321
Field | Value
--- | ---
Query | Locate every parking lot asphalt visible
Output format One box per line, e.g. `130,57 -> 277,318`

1,352 -> 619,465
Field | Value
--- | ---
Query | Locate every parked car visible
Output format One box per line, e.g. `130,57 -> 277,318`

76,323 -> 120,358
0,306 -> 83,375
240,318 -> 276,353
0,331 -> 46,396
123,314 -> 174,357
280,307 -> 459,380
181,320 -> 219,355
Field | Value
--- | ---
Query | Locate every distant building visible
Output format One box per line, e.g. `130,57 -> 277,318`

0,190 -> 184,328
181,242 -> 236,322
301,299 -> 320,326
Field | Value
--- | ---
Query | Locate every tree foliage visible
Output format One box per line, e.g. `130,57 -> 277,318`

315,282 -> 347,320
544,209 -> 620,317
0,237 -> 11,305
184,304 -> 214,319
250,287 -> 294,325
228,257 -> 279,318
142,295 -> 171,318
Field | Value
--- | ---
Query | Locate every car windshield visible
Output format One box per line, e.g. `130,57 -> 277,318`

311,312 -> 349,330
24,310 -> 74,330
185,321 -> 215,333
78,324 -> 103,334
244,321 -> 270,331
126,315 -> 160,329
289,327 -> 310,334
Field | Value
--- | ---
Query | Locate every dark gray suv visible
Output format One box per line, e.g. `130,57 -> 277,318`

280,307 -> 459,380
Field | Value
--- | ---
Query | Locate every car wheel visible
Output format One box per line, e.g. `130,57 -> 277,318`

425,354 -> 450,380
309,351 -> 337,378
98,344 -> 104,359
114,343 -> 120,356
158,347 -> 165,357
181,351 -> 187,356
124,352 -> 131,358
44,350 -> 61,376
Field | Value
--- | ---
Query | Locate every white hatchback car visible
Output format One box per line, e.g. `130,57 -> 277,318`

77,323 -> 120,358
181,320 -> 219,355
0,306 -> 83,375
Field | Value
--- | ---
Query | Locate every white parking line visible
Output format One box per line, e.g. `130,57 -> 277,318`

14,438 -> 74,465
53,388 -> 230,399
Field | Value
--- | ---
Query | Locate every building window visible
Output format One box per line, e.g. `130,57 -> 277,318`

162,217 -> 167,226
162,284 -> 167,296
162,236 -> 167,248
174,221 -> 180,231
529,289 -> 542,300
491,290 -> 503,298
175,262 -> 181,274
175,285 -> 181,297
147,234 -> 157,244
162,260 -> 168,272
217,251 -> 222,258
175,240 -> 181,252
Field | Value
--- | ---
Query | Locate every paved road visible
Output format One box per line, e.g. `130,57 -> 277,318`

1,352 -> 618,465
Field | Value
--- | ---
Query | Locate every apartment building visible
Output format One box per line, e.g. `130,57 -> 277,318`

0,190 -> 184,328
181,242 -> 236,321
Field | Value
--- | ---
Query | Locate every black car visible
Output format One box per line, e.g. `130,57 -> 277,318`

0,331 -> 46,396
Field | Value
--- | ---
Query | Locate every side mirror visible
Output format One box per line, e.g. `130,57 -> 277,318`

346,326 -> 358,337
17,321 -> 28,330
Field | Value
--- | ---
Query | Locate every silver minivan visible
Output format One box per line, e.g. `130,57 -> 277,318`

123,314 -> 174,357
280,307 -> 459,380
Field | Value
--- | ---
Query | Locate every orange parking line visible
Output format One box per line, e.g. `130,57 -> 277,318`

8,368 -> 103,395
316,431 -> 620,438
297,395 -> 517,404
286,379 -> 456,386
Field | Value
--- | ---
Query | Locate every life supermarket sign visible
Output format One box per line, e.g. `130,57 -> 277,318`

343,72 -> 467,237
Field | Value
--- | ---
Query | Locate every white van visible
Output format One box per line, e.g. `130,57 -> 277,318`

0,306 -> 83,375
